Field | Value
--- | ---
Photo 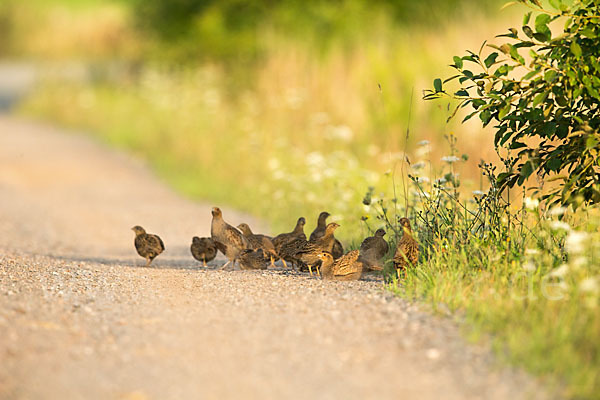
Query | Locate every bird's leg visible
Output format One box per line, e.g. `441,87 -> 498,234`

308,264 -> 314,276
396,268 -> 400,280
281,258 -> 289,269
145,258 -> 151,267
203,259 -> 207,268
270,255 -> 275,268
220,260 -> 231,270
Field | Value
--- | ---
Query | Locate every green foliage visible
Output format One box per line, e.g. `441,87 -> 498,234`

130,0 -> 503,62
425,0 -> 600,208
367,143 -> 600,399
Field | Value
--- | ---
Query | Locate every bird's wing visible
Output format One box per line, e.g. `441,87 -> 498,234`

214,240 -> 228,256
146,234 -> 164,252
225,224 -> 249,249
333,250 -> 361,276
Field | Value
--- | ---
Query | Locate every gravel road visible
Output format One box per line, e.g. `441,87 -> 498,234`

0,116 -> 548,399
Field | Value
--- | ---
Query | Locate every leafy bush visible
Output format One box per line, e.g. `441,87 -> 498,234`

425,0 -> 600,208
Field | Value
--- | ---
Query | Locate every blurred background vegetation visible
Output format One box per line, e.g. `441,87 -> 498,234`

0,0 -> 510,239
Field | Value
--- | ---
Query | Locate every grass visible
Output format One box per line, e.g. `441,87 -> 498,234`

380,155 -> 600,399
8,0 -> 600,398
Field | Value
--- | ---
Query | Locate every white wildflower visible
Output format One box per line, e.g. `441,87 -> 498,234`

522,261 -> 536,272
579,277 -> 599,294
268,158 -> 279,171
306,152 -> 325,168
549,221 -> 571,231
549,206 -> 567,217
323,168 -> 336,178
362,204 -> 370,212
417,140 -> 430,146
441,155 -> 460,163
327,125 -> 354,142
367,144 -> 379,156
311,171 -> 322,183
436,177 -> 447,185
525,248 -> 540,256
285,87 -> 304,109
416,146 -> 431,158
572,256 -> 587,269
412,161 -> 426,170
524,197 -> 540,210
415,176 -> 430,183
310,112 -> 329,125
565,231 -> 589,254
273,170 -> 285,180
472,190 -> 485,196
549,264 -> 569,278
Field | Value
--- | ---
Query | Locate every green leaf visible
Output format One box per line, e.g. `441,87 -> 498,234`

455,89 -> 469,97
570,41 -> 582,58
523,68 -> 541,80
544,70 -> 557,83
498,101 -> 511,119
581,28 -> 597,39
522,25 -> 534,38
535,14 -> 551,33
433,78 -> 443,93
533,91 -> 549,107
453,56 -> 463,69
546,158 -> 562,171
523,11 -> 532,25
484,52 -> 499,68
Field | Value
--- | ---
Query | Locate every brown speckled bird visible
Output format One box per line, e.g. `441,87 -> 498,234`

211,207 -> 250,269
238,248 -> 269,270
393,217 -> 419,279
359,228 -> 388,271
272,217 -> 306,268
131,225 -> 165,267
295,222 -> 340,275
237,223 -> 279,267
309,211 -> 344,259
190,236 -> 217,267
316,250 -> 365,281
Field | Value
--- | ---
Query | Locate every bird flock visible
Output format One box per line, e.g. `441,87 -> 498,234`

131,207 -> 419,281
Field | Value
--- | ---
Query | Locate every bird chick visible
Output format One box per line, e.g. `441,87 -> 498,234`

272,217 -> 306,268
295,222 -> 340,276
211,207 -> 250,269
309,211 -> 330,241
316,250 -> 365,281
238,248 -> 269,270
190,236 -> 217,267
309,211 -> 343,259
237,223 -> 279,267
359,228 -> 389,271
393,218 -> 419,279
131,225 -> 165,267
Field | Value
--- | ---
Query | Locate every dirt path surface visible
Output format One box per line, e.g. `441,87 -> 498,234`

0,116 -> 547,400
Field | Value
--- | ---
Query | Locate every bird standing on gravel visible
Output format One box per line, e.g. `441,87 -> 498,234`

295,222 -> 340,276
190,236 -> 217,267
238,248 -> 269,270
272,217 -> 306,268
316,250 -> 365,281
393,218 -> 419,279
237,223 -> 279,267
131,225 -> 165,267
359,228 -> 388,271
211,207 -> 249,269
309,211 -> 344,259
